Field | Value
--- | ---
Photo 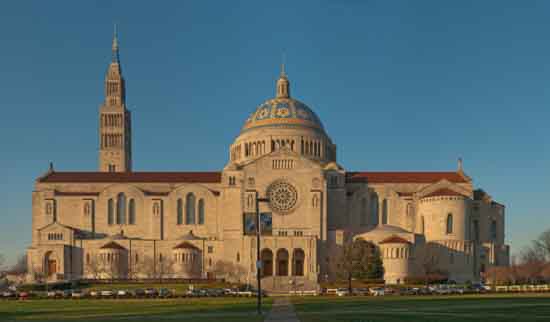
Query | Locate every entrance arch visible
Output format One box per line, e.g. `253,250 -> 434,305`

292,248 -> 305,276
276,249 -> 289,276
44,251 -> 57,277
261,249 -> 273,277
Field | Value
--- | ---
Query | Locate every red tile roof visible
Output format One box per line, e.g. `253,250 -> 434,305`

54,191 -> 100,196
422,188 -> 467,198
38,172 -> 222,183
173,241 -> 199,250
379,235 -> 412,245
346,172 -> 469,184
100,241 -> 126,250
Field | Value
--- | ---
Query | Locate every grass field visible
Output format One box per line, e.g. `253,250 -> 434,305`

292,293 -> 550,322
0,297 -> 271,322
3,293 -> 550,322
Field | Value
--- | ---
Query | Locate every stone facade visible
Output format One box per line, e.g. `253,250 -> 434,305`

26,34 -> 509,287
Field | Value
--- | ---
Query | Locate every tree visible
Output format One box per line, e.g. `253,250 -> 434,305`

366,248 -> 384,279
213,260 -> 247,282
0,254 -> 5,271
10,255 -> 28,275
337,238 -> 378,293
84,255 -> 104,280
157,256 -> 175,281
533,229 -> 550,262
420,242 -> 445,285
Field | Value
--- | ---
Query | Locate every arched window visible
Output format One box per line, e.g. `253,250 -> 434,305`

116,193 -> 126,225
382,199 -> 388,225
360,198 -> 367,226
198,199 -> 205,225
128,199 -> 136,225
108,198 -> 114,225
86,253 -> 90,265
177,198 -> 183,225
446,213 -> 453,234
186,193 -> 196,225
490,220 -> 497,240
370,194 -> 379,225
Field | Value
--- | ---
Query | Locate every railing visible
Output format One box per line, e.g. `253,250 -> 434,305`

494,284 -> 550,292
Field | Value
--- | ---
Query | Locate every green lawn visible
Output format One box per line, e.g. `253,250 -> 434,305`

292,293 -> 550,322
0,297 -> 271,322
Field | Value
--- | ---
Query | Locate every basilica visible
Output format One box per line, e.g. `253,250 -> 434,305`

27,33 -> 509,288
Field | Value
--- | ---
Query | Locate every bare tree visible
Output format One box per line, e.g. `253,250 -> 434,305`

534,229 -> 550,262
213,260 -> 246,282
10,255 -> 28,275
136,255 -> 156,279
420,242 -> 445,285
157,256 -> 175,281
85,255 -> 104,280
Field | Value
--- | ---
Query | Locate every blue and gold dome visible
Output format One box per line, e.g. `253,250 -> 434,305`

241,71 -> 325,133
242,97 -> 324,132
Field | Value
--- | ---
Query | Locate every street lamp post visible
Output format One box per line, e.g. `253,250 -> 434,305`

252,192 -> 270,315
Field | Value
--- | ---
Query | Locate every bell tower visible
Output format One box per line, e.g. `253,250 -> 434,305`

98,27 -> 132,172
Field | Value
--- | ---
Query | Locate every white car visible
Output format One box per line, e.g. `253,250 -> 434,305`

100,290 -> 114,297
336,288 -> 350,296
117,290 -> 129,297
369,287 -> 385,296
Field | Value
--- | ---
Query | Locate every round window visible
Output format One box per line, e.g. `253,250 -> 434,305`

266,180 -> 298,214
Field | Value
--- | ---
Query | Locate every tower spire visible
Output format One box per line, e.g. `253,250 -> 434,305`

276,54 -> 290,98
280,52 -> 286,77
112,24 -> 119,63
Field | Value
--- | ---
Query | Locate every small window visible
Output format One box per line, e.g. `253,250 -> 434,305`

208,246 -> 214,254
446,213 -> 453,234
490,220 -> 497,241
236,252 -> 240,262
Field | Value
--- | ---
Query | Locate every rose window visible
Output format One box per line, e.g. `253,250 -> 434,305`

267,180 -> 298,214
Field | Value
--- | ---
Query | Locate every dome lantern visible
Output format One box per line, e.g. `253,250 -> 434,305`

276,63 -> 290,98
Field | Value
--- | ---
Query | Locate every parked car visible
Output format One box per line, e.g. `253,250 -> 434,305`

133,289 -> 146,297
144,288 -> 159,297
89,290 -> 100,297
18,292 -> 30,300
116,290 -> 130,297
449,286 -> 465,295
2,291 -> 16,298
352,288 -> 370,296
71,290 -> 86,298
158,288 -> 172,298
433,285 -> 452,295
400,287 -> 419,296
336,288 -> 350,297
369,287 -> 385,296
100,290 -> 114,297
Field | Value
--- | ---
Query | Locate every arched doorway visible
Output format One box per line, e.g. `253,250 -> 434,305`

292,249 -> 305,276
44,251 -> 57,277
276,249 -> 289,276
261,249 -> 273,277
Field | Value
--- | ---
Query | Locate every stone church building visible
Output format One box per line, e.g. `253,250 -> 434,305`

27,33 -> 509,287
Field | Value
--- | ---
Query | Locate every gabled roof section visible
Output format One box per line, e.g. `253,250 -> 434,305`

100,241 -> 126,250
346,172 -> 469,184
379,235 -> 412,245
422,188 -> 468,199
38,172 -> 222,183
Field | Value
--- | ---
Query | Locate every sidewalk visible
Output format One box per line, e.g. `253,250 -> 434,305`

264,297 -> 300,322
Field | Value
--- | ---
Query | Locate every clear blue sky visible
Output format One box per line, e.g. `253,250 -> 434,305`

0,1 -> 549,265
